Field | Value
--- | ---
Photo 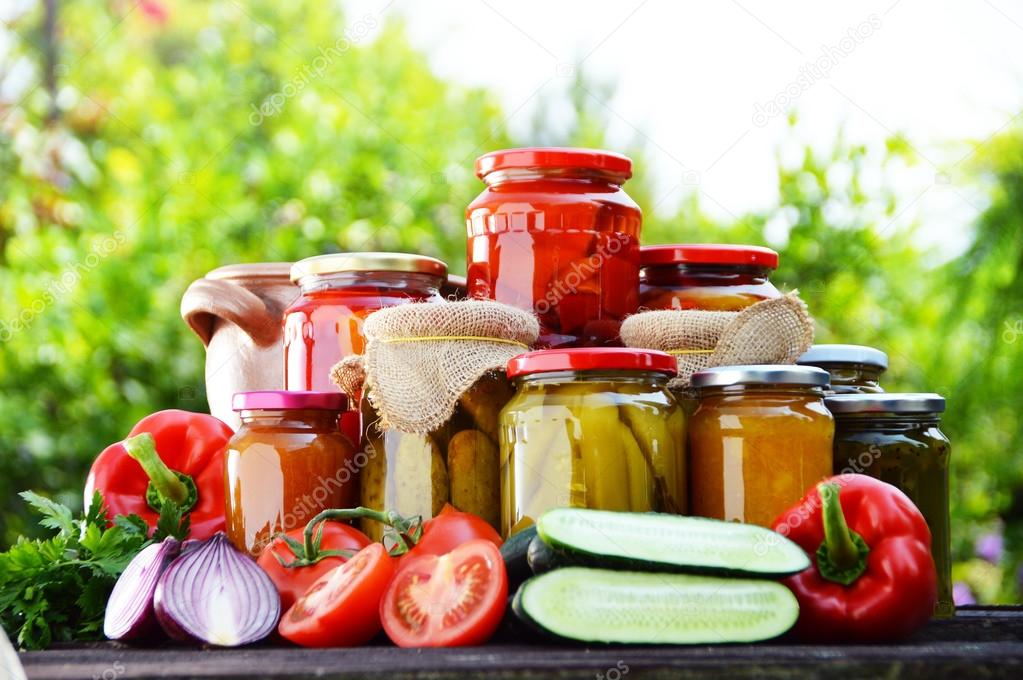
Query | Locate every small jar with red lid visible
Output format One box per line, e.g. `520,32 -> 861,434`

466,147 -> 642,348
224,391 -> 358,557
639,244 -> 781,311
499,348 -> 686,537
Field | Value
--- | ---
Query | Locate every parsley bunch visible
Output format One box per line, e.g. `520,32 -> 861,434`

0,490 -> 187,650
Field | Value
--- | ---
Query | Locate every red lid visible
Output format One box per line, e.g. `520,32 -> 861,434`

641,244 -> 779,269
476,147 -> 633,180
507,348 -> 677,378
232,391 -> 347,411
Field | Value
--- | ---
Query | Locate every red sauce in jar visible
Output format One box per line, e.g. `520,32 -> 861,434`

466,148 -> 642,348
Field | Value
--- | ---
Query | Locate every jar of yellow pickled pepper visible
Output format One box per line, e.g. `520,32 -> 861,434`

689,365 -> 833,528
826,393 -> 952,617
797,344 -> 888,394
500,348 -> 685,537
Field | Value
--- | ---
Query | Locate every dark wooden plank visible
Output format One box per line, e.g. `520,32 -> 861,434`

17,608 -> 1023,680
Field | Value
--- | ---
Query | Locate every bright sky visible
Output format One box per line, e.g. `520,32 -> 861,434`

347,0 -> 1023,259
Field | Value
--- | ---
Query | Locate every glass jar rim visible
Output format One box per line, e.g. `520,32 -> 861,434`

290,252 -> 447,283
507,348 -> 677,378
640,244 -> 779,270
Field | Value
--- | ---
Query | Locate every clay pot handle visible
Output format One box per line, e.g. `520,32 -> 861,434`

180,278 -> 281,348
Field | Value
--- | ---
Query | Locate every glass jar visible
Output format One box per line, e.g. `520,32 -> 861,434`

797,344 -> 888,394
360,371 -> 513,540
827,393 -> 951,617
224,391 -> 357,557
639,244 -> 781,311
500,348 -> 685,537
466,148 -> 642,348
285,253 -> 447,444
689,365 -> 833,528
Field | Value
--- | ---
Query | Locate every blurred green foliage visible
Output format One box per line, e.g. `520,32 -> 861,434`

1,0 -> 1021,603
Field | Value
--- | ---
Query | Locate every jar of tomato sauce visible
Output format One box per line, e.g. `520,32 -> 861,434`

689,365 -> 833,528
284,252 -> 447,392
224,391 -> 358,557
500,348 -> 685,537
797,344 -> 888,394
466,148 -> 642,348
639,244 -> 780,311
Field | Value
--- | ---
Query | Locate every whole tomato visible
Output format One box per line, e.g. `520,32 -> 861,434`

257,522 -> 372,610
402,504 -> 502,564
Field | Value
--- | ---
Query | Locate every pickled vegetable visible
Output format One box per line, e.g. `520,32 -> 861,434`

833,422 -> 952,617
500,376 -> 684,537
447,429 -> 500,528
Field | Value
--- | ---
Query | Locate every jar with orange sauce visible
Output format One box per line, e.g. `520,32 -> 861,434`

224,391 -> 358,557
639,244 -> 781,311
688,365 -> 833,527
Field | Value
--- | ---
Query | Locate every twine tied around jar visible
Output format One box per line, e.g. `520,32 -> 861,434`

620,292 -> 815,389
330,300 -> 539,434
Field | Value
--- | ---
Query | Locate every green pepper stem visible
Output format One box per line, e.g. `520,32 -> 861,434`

816,482 -> 870,585
123,433 -> 189,505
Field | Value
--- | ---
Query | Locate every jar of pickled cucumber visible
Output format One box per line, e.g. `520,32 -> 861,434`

359,371 -> 513,540
689,365 -> 833,528
500,348 -> 685,537
826,393 -> 951,617
639,244 -> 781,312
797,344 -> 888,394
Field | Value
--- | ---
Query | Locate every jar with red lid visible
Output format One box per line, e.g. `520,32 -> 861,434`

640,244 -> 781,311
224,391 -> 358,557
466,147 -> 642,348
499,348 -> 685,537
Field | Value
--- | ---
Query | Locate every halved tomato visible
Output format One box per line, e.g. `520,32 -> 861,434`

278,542 -> 395,647
381,538 -> 507,648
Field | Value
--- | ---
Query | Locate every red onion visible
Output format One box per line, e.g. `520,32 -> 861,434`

153,532 -> 280,646
104,538 -> 180,641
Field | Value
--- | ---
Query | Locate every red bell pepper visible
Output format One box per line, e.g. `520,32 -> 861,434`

84,410 -> 233,540
772,474 -> 937,643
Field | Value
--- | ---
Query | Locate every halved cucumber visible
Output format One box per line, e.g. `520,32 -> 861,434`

535,508 -> 810,578
513,567 -> 799,644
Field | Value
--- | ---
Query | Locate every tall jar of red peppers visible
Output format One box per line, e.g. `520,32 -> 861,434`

466,148 -> 642,347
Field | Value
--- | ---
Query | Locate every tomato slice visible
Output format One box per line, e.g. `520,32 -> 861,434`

381,539 -> 507,648
278,542 -> 395,647
257,523 -> 372,611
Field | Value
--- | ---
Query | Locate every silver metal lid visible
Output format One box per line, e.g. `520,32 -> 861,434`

826,393 -> 946,414
691,364 -> 831,388
797,344 -> 889,371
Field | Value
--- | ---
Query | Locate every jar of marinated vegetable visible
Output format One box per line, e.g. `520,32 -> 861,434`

797,344 -> 888,394
826,393 -> 952,617
284,253 -> 447,392
689,365 -> 833,528
466,147 -> 642,348
224,391 -> 357,557
639,244 -> 781,311
500,348 -> 685,537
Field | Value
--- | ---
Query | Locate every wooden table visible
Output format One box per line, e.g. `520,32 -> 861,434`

17,607 -> 1023,680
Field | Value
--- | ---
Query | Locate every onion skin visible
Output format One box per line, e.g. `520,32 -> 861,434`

153,533 -> 281,647
104,539 -> 181,642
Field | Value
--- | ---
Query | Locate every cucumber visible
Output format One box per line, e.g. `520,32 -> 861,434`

535,508 -> 810,578
513,567 -> 799,644
500,525 -> 538,591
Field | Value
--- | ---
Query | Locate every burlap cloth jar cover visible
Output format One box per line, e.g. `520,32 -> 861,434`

620,292 -> 815,390
330,300 -> 539,535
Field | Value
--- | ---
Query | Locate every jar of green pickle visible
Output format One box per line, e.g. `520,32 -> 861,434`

826,393 -> 952,617
500,348 -> 685,537
797,344 -> 888,394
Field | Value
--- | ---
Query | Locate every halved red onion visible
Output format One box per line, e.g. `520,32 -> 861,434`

104,538 -> 181,641
153,533 -> 280,646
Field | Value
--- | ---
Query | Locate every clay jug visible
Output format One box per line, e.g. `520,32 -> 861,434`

181,263 -> 297,429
